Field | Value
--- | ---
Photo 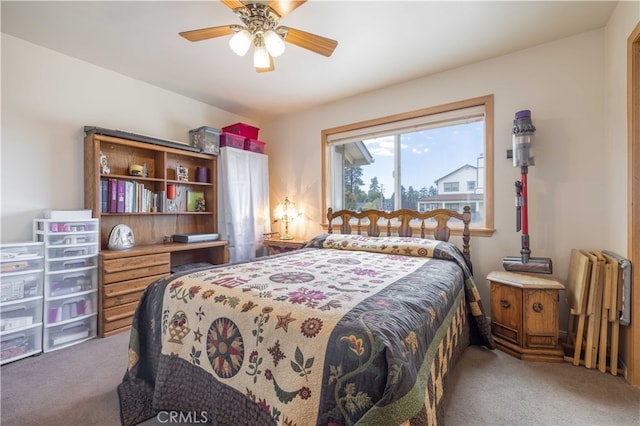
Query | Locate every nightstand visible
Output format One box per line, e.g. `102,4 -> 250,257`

264,238 -> 308,255
488,270 -> 565,362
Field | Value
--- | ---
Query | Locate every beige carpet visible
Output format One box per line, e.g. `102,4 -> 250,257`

1,332 -> 639,426
444,345 -> 640,425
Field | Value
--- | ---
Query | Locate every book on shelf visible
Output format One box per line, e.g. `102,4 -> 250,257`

187,190 -> 205,212
100,180 -> 108,213
157,190 -> 166,212
116,180 -> 126,213
108,179 -> 118,213
103,178 -> 165,213
124,181 -> 135,213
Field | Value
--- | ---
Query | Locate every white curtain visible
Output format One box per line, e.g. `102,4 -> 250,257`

218,147 -> 270,263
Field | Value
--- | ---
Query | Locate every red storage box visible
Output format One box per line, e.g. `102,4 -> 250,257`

244,138 -> 266,154
220,132 -> 245,149
222,122 -> 259,140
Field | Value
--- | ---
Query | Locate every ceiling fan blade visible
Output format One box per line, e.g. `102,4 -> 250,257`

266,1 -> 307,18
179,25 -> 237,42
220,0 -> 245,11
256,55 -> 275,73
280,26 -> 338,57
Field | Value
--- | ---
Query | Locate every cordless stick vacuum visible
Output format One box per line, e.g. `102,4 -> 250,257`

503,110 -> 553,274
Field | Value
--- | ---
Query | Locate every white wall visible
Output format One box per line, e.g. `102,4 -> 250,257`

1,34 -> 251,242
261,29 -> 609,321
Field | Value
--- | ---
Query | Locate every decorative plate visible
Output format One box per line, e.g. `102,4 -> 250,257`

108,224 -> 135,250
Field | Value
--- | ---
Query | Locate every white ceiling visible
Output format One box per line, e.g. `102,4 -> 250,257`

1,1 -> 617,122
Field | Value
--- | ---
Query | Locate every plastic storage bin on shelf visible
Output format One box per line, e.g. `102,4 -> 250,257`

48,269 -> 97,298
44,315 -> 96,351
45,292 -> 97,325
189,126 -> 221,155
1,271 -> 42,302
0,241 -> 44,364
34,218 -> 99,352
1,298 -> 43,332
220,132 -> 246,150
0,326 -> 42,364
222,122 -> 259,139
244,138 -> 266,154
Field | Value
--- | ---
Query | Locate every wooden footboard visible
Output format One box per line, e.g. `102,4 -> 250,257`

327,207 -> 472,262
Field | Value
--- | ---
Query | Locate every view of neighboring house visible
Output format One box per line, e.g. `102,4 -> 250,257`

417,161 -> 484,223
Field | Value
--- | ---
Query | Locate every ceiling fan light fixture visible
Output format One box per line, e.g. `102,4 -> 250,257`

253,45 -> 271,68
264,30 -> 285,57
180,1 -> 338,73
229,29 -> 252,56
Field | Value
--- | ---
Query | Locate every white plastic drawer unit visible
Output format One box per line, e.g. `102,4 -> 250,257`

45,292 -> 97,325
47,257 -> 97,272
34,218 -> 99,352
0,242 -> 44,261
33,220 -> 99,262
41,232 -> 99,247
44,315 -> 96,352
46,269 -> 97,298
35,220 -> 99,234
0,324 -> 42,364
0,241 -> 44,363
0,242 -> 45,276
46,244 -> 99,260
0,298 -> 43,332
0,271 -> 43,302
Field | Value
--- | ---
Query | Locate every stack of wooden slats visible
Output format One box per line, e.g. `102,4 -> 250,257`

564,249 -> 624,375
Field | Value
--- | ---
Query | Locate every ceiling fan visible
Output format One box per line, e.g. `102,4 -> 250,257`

179,0 -> 338,73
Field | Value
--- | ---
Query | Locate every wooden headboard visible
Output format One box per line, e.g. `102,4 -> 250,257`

326,206 -> 472,262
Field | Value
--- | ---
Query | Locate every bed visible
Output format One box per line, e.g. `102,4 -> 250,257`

118,207 -> 495,426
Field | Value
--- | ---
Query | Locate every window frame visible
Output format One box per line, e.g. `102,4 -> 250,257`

321,95 -> 495,237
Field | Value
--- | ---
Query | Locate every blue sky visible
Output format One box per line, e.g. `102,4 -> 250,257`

360,121 -> 485,196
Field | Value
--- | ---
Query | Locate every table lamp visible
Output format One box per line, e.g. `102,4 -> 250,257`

274,196 -> 298,240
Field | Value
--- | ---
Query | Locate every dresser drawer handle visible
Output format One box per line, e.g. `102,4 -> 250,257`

500,299 -> 511,309
532,302 -> 543,313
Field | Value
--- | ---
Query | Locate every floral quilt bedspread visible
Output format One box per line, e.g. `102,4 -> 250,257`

118,235 -> 494,426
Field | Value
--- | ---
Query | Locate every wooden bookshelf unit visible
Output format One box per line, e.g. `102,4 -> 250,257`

84,129 -> 229,336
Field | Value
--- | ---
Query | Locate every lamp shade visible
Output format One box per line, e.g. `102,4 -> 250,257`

274,198 -> 297,220
253,45 -> 271,68
229,29 -> 252,56
264,30 -> 285,57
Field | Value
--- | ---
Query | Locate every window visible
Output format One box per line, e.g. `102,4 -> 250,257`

443,182 -> 459,192
322,95 -> 494,233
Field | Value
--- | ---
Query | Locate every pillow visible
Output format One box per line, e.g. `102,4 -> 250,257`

321,234 -> 440,258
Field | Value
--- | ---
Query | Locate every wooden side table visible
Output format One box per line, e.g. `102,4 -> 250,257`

488,270 -> 565,362
264,238 -> 308,255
